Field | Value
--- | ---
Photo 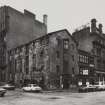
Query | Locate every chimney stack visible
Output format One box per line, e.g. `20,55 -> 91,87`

98,24 -> 103,34
91,18 -> 97,33
43,14 -> 47,26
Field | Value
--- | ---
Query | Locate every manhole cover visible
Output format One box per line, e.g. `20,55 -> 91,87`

48,97 -> 61,99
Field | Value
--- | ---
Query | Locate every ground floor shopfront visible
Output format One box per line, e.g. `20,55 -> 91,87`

78,75 -> 95,86
78,71 -> 105,86
8,73 -> 78,89
95,71 -> 105,85
8,70 -> 105,90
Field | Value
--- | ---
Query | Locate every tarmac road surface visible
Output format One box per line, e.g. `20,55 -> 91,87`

0,89 -> 105,105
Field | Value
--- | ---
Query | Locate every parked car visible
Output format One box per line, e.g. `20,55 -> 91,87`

94,82 -> 105,91
0,88 -> 6,97
22,84 -> 42,92
78,85 -> 96,92
1,84 -> 15,90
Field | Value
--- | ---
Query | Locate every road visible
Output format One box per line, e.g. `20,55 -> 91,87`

0,90 -> 105,105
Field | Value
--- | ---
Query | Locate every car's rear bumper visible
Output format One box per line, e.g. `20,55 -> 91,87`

2,86 -> 15,90
78,87 -> 96,92
0,91 -> 6,97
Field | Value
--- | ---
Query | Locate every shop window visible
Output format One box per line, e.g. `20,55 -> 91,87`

83,69 -> 88,75
79,67 -> 88,75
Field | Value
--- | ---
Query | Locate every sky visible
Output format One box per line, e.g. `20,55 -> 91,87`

0,0 -> 105,34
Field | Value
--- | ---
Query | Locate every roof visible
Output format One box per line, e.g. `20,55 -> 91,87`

46,29 -> 78,45
9,29 -> 77,51
90,32 -> 105,40
78,49 -> 90,55
78,49 -> 94,57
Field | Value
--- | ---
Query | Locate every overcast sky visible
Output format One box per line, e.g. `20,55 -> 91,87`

1,0 -> 105,33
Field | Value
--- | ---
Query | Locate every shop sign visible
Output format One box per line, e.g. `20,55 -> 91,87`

89,64 -> 94,67
83,70 -> 88,75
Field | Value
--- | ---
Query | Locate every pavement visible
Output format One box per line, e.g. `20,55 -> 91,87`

43,88 -> 78,93
15,87 -> 78,93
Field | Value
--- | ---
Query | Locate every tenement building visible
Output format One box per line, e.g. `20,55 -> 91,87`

0,6 -> 47,81
73,19 -> 105,85
78,50 -> 94,86
8,29 -> 79,89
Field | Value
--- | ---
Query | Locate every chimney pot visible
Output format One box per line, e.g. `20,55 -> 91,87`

91,18 -> 97,33
43,14 -> 47,26
91,18 -> 97,23
98,24 -> 103,33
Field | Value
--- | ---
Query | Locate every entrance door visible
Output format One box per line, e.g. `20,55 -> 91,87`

63,59 -> 69,89
63,78 -> 69,89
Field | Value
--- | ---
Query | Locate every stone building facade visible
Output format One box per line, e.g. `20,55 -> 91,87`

0,6 -> 47,81
8,29 -> 79,89
73,19 -> 105,85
